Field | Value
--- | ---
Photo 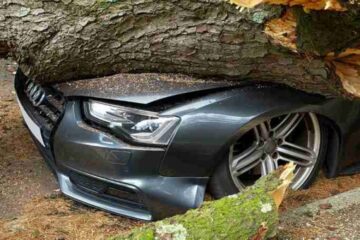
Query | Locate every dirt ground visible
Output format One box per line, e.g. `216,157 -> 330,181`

2,58 -> 360,239
0,59 -> 58,219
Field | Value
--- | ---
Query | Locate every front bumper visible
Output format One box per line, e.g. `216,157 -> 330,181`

15,72 -> 207,220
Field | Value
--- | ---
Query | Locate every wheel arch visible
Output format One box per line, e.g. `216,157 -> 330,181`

316,115 -> 342,178
161,83 -> 347,180
207,88 -> 343,180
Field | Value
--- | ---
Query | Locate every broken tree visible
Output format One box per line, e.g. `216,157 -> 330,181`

110,164 -> 295,240
1,0 -> 360,98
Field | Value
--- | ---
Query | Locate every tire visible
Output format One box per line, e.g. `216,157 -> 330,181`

209,113 -> 329,199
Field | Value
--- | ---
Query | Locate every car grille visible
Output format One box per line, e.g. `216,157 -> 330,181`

24,79 -> 65,131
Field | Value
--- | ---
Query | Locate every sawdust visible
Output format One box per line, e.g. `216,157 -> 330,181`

281,172 -> 360,212
54,73 -> 238,103
0,195 -> 142,240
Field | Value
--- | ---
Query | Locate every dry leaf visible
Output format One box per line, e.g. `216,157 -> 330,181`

250,222 -> 268,240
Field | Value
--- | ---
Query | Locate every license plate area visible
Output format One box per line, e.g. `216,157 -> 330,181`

17,97 -> 45,147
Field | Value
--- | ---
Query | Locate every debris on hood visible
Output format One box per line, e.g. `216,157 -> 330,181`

54,73 -> 242,104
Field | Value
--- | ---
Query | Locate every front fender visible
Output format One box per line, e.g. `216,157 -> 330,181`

160,84 -> 328,177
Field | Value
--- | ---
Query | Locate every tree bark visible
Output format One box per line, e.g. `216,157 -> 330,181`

0,0 -> 359,98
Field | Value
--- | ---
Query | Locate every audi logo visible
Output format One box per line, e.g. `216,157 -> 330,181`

25,80 -> 46,106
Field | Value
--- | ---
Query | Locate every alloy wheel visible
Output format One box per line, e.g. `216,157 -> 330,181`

229,112 -> 321,190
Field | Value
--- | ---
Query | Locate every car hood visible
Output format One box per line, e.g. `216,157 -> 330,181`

54,73 -> 240,104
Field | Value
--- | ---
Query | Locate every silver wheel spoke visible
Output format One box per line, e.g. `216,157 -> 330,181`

253,127 -> 261,142
231,144 -> 257,168
274,113 -> 304,139
261,155 -> 277,176
276,142 -> 316,167
232,148 -> 263,176
256,121 -> 271,139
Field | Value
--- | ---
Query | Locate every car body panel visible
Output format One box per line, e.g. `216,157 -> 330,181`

160,85 -> 360,178
54,101 -> 166,178
53,101 -> 206,220
15,69 -> 360,220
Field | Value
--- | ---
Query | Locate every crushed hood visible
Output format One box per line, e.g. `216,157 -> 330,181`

54,73 -> 240,104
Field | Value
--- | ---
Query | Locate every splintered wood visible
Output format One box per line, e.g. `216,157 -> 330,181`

228,0 -> 360,97
226,0 -> 345,10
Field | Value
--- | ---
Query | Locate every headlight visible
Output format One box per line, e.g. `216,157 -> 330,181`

84,100 -> 180,145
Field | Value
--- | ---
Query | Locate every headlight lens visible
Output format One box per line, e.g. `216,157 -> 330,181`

84,100 -> 180,145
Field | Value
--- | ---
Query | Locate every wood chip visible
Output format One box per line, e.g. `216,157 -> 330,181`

319,203 -> 333,210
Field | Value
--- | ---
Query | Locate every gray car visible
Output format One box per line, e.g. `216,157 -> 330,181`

15,70 -> 360,220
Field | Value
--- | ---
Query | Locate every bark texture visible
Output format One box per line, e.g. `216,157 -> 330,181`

0,0 -> 354,98
294,7 -> 360,56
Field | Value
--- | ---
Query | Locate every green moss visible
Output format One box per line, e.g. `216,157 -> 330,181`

96,0 -> 117,10
249,5 -> 283,24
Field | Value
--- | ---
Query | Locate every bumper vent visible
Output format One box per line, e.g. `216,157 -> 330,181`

24,79 -> 65,131
69,172 -> 146,210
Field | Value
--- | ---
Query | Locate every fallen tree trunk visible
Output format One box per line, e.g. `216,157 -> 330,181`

1,1 -> 360,98
110,164 -> 295,240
